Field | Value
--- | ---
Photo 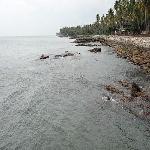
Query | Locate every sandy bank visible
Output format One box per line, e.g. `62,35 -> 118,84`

103,35 -> 150,49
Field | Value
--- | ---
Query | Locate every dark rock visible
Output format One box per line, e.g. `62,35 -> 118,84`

105,85 -> 123,94
89,48 -> 101,53
73,37 -> 104,44
74,37 -> 93,43
75,43 -> 86,46
75,43 -> 99,47
131,82 -> 142,97
54,52 -> 74,59
54,55 -> 63,59
40,54 -> 49,59
63,53 -> 74,57
106,96 -> 111,101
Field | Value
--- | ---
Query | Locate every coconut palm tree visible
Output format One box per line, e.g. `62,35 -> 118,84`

139,0 -> 150,32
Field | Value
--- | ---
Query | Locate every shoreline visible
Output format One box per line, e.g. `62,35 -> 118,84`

73,35 -> 150,74
101,35 -> 150,74
71,35 -> 150,122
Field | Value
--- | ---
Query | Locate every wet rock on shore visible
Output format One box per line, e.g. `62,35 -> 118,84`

74,35 -> 150,73
105,80 -> 150,121
88,48 -> 101,53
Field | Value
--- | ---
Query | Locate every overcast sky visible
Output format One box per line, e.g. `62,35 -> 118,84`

0,0 -> 115,36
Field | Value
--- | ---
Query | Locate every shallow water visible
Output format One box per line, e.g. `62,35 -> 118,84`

0,36 -> 150,150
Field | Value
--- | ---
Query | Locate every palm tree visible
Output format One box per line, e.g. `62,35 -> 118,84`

107,8 -> 115,33
140,0 -> 150,32
96,14 -> 100,24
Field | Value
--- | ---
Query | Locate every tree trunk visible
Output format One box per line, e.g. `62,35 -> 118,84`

145,7 -> 149,32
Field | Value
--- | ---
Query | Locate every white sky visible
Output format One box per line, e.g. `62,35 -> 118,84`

0,0 -> 115,36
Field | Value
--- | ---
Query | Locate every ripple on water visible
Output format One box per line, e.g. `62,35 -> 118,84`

0,36 -> 150,150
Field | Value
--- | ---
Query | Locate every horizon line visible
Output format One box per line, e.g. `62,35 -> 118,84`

0,34 -> 57,37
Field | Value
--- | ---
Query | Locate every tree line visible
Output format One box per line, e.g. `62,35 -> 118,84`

59,0 -> 150,37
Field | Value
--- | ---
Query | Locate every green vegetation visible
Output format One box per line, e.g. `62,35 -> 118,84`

59,0 -> 150,37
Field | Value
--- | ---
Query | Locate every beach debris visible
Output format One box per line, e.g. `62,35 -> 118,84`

88,48 -> 101,53
40,54 -> 49,59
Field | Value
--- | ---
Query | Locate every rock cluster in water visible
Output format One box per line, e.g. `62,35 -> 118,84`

54,52 -> 75,59
40,51 -> 79,60
40,54 -> 49,59
75,43 -> 101,47
105,80 -> 150,121
73,37 -> 103,54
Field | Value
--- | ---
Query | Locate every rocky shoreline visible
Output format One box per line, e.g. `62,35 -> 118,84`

105,80 -> 150,122
101,36 -> 150,74
73,35 -> 150,74
72,35 -> 150,122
